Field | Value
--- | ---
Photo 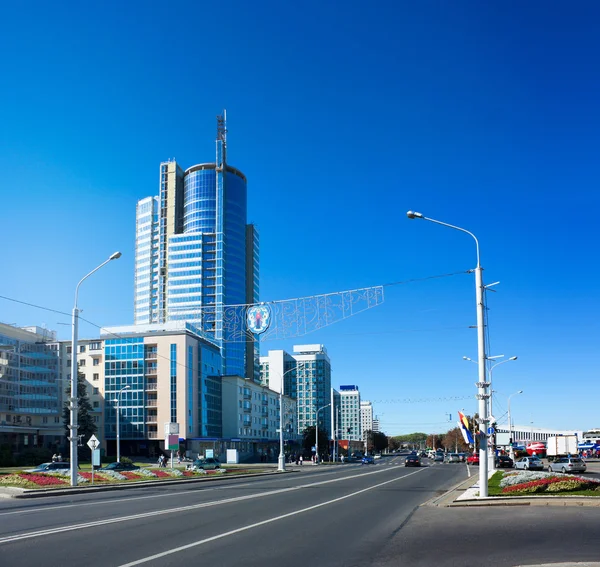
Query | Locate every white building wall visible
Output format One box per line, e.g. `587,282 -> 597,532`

360,401 -> 373,441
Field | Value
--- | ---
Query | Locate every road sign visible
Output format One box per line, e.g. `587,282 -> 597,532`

487,427 -> 495,435
87,434 -> 100,450
166,434 -> 179,451
164,422 -> 179,436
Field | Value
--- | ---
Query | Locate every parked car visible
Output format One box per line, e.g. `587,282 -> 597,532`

362,455 -> 375,464
514,457 -> 544,471
24,462 -> 71,473
99,462 -> 140,472
547,457 -> 586,474
495,455 -> 514,468
434,453 -> 444,462
445,453 -> 461,463
191,457 -> 221,470
466,453 -> 479,465
405,455 -> 421,467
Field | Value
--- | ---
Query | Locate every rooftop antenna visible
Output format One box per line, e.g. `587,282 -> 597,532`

216,110 -> 227,166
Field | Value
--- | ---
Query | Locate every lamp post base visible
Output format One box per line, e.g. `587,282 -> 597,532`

278,454 -> 286,472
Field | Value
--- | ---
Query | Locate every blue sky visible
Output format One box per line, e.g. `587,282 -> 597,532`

1,1 -> 599,435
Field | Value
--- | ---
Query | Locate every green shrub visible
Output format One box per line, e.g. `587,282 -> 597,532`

120,457 -> 133,465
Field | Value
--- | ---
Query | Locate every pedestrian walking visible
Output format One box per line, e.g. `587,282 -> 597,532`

299,455 -> 303,466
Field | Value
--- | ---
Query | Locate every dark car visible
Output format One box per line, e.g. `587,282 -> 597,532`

24,462 -> 71,473
495,455 -> 514,468
405,455 -> 421,467
191,457 -> 221,470
99,462 -> 140,472
361,455 -> 375,465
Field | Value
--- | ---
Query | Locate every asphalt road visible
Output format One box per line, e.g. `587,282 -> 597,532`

0,456 -> 467,567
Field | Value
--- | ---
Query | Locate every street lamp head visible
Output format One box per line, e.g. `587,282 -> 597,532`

123,385 -> 131,390
518,390 -> 523,394
509,356 -> 518,361
109,251 -> 122,261
406,211 -> 424,220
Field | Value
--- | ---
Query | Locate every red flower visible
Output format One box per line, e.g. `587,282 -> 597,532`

120,471 -> 140,480
153,470 -> 171,478
19,474 -> 67,486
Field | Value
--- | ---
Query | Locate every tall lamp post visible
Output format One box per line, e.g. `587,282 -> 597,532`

507,390 -> 523,460
116,385 -> 131,463
70,251 -> 122,487
407,211 -> 490,497
276,364 -> 304,472
315,403 -> 331,464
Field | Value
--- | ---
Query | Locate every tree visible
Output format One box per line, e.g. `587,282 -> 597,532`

371,431 -> 388,452
387,436 -> 401,452
63,372 -> 97,457
301,425 -> 330,457
392,432 -> 427,448
441,427 -> 470,453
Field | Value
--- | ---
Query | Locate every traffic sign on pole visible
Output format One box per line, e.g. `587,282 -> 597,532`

87,434 -> 100,450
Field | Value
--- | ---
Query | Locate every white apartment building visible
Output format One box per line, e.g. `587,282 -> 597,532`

55,338 -> 106,449
259,344 -> 332,437
360,400 -> 373,441
372,417 -> 380,433
339,385 -> 361,442
221,375 -> 297,444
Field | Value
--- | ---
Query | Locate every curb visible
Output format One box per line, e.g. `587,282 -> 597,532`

1,470 -> 290,499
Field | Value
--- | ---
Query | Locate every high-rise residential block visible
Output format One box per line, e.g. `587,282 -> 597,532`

360,400 -> 373,441
339,385 -> 362,442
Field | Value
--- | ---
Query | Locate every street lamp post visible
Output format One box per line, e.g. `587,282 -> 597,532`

276,364 -> 304,472
407,211 -> 490,497
315,403 -> 331,464
116,385 -> 131,463
70,251 -> 121,487
507,390 -> 523,460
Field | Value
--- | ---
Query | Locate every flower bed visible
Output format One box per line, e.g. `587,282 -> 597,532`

153,470 -> 172,478
499,470 -> 600,495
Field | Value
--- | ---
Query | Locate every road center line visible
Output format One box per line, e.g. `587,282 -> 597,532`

0,465 -> 420,544
119,468 -> 427,567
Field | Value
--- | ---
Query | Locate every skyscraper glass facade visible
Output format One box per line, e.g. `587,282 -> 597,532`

104,338 -> 146,440
133,116 -> 258,380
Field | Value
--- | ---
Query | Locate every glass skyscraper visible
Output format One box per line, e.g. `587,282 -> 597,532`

134,113 -> 259,379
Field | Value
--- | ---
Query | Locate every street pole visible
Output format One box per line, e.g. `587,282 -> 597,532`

276,364 -> 304,472
69,252 -> 121,487
507,390 -> 523,460
408,211 -> 489,497
487,357 -> 518,470
315,403 -> 331,464
116,385 -> 131,463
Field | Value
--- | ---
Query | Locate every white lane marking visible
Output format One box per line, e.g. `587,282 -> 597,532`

0,465 -> 419,544
119,468 -> 428,567
0,467 -> 348,518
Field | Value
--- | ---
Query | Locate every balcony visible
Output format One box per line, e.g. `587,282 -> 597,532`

148,432 -> 158,439
243,390 -> 251,399
146,382 -> 157,391
146,399 -> 158,407
145,352 -> 157,360
243,404 -> 252,413
261,407 -> 268,416
261,397 -> 268,406
146,367 -> 157,377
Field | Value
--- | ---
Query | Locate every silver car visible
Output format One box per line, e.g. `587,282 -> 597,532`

547,457 -> 586,474
514,457 -> 544,471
